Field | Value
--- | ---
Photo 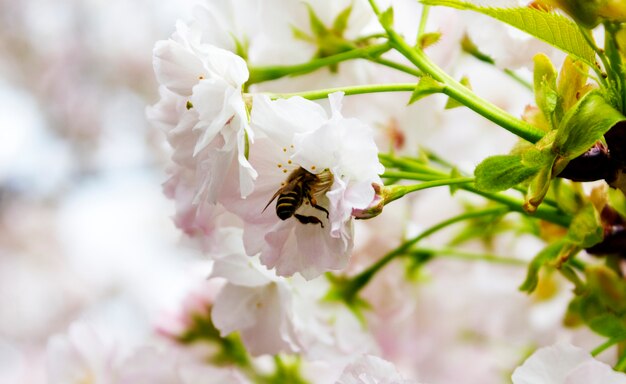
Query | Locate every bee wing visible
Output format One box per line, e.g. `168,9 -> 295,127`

262,188 -> 284,213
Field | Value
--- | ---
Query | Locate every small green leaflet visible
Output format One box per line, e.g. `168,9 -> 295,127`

419,0 -> 597,68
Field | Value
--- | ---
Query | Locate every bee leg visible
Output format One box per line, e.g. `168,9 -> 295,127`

294,214 -> 324,228
308,196 -> 330,219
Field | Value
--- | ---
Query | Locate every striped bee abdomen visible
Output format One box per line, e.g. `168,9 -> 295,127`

276,189 -> 303,220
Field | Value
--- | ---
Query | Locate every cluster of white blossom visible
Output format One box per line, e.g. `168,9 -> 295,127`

39,0 -> 626,383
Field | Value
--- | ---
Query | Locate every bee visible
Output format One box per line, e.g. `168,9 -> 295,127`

263,167 -> 333,227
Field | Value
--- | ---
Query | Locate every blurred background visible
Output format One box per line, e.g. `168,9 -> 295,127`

0,1 -> 606,383
0,1 -> 209,382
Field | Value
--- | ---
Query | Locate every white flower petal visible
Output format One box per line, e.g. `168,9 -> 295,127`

512,342 -> 626,384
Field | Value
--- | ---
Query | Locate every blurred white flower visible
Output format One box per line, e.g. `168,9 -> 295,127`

117,347 -> 250,384
337,355 -> 417,384
222,92 -> 383,279
46,323 -> 115,384
465,13 -> 562,70
511,342 -> 626,384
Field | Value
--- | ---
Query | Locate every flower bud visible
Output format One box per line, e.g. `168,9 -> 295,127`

352,183 -> 385,220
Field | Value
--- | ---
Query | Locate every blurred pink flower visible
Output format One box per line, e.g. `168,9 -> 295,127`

337,354 -> 417,384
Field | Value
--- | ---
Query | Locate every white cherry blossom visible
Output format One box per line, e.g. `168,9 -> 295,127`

46,323 -> 116,384
222,92 -> 383,279
151,18 -> 256,203
208,228 -> 376,357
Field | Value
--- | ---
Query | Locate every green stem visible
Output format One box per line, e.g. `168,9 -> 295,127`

407,247 -> 526,265
384,177 -> 475,204
616,347 -> 626,372
247,43 -> 391,84
466,185 -> 570,227
370,57 -> 423,77
605,23 -> 626,112
591,336 -> 626,357
382,170 -> 443,181
262,83 -> 416,101
368,0 -> 544,143
346,207 -> 509,294
579,26 -> 610,89
418,5 -> 430,38
381,164 -> 569,227
503,69 -> 533,91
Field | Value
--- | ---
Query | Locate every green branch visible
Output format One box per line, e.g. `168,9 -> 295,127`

247,43 -> 391,84
339,207 -> 510,298
368,0 -> 544,143
261,83 -> 416,101
407,247 -> 526,266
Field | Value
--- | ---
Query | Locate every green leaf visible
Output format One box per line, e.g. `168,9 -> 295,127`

520,240 -> 565,293
419,31 -> 442,49
419,0 -> 597,67
445,76 -> 471,109
461,34 -> 495,64
557,56 -> 589,112
333,5 -> 353,35
553,91 -> 626,161
474,153 -> 545,192
291,25 -> 315,43
408,76 -> 444,105
533,53 -> 560,126
565,203 -> 603,248
306,3 -> 328,37
524,163 -> 554,213
575,266 -> 626,338
380,7 -> 394,29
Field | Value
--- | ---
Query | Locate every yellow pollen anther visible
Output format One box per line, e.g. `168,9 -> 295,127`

287,160 -> 292,164
277,164 -> 282,168
198,75 -> 205,80
283,148 -> 287,152
311,166 -> 316,170
283,169 -> 288,173
290,145 -> 294,148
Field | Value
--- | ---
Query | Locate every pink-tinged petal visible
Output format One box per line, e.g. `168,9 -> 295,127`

204,45 -> 249,87
153,40 -> 205,97
511,342 -> 620,384
262,221 -> 296,273
193,141 -> 236,205
146,86 -> 186,133
337,355 -> 416,384
565,361 -> 626,384
191,80 -> 233,156
168,111 -> 200,167
237,121 -> 258,198
180,364 -> 251,384
335,119 -> 384,180
212,283 -> 297,355
239,283 -> 299,355
292,123 -> 339,173
210,252 -> 273,287
222,137 -> 295,224
47,335 -> 90,384
294,221 -> 351,280
328,91 -> 345,119
251,95 -> 327,147
46,323 -> 113,384
212,284 -> 260,335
